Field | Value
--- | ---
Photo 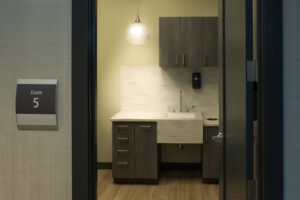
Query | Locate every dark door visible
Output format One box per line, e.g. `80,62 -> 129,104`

223,0 -> 254,199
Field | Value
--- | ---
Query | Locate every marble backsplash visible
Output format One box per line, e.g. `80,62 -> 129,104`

121,66 -> 219,115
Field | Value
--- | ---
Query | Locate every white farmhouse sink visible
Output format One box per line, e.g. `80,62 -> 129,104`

157,112 -> 203,144
167,112 -> 195,119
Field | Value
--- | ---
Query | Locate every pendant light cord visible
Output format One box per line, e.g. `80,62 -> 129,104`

137,0 -> 139,17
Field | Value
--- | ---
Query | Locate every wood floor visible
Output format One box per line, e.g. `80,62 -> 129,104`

98,170 -> 219,200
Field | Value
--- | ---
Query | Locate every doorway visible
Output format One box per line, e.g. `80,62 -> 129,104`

97,0 -> 220,199
71,0 -> 284,199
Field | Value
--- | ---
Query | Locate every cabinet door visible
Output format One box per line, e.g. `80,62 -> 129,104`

203,126 -> 220,179
202,17 -> 218,67
112,122 -> 135,179
134,122 -> 158,179
159,18 -> 181,67
180,17 -> 203,68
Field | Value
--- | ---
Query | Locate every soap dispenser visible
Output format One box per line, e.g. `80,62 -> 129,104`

192,72 -> 201,89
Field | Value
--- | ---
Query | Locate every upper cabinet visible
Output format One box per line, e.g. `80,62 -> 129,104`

159,17 -> 218,68
202,17 -> 218,67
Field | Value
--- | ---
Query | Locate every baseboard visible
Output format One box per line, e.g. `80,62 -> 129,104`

114,178 -> 159,185
97,162 -> 201,170
160,162 -> 202,171
202,178 -> 219,184
97,162 -> 112,169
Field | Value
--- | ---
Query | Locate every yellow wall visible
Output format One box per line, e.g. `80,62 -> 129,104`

97,0 -> 218,162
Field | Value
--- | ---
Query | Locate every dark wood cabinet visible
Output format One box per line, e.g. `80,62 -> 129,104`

134,122 -> 158,179
202,17 -> 218,67
202,126 -> 220,182
112,122 -> 135,179
180,18 -> 203,68
112,122 -> 158,183
159,18 -> 181,68
159,17 -> 218,68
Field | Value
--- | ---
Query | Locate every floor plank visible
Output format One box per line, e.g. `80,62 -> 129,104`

98,170 -> 219,200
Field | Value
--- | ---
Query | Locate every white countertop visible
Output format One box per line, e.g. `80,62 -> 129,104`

111,111 -> 219,127
111,111 -> 203,121
202,113 -> 219,127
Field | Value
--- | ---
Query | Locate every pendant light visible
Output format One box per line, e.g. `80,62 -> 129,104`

126,0 -> 150,45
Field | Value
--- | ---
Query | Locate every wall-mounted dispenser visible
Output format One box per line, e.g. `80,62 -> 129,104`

16,79 -> 58,130
192,72 -> 201,89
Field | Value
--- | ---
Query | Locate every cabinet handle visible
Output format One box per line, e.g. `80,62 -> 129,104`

183,54 -> 186,66
206,130 -> 208,142
204,54 -> 207,66
117,162 -> 128,165
176,54 -> 179,65
117,137 -> 129,141
117,125 -> 129,128
139,125 -> 152,128
117,150 -> 129,153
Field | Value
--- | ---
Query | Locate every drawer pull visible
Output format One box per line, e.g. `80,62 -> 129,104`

117,137 -> 129,141
139,125 -> 152,128
117,125 -> 129,128
117,150 -> 128,153
117,162 -> 128,165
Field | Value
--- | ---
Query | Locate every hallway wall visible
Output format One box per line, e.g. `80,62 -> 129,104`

283,0 -> 300,199
0,1 -> 72,199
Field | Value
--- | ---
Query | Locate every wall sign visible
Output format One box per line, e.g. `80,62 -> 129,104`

16,79 -> 58,130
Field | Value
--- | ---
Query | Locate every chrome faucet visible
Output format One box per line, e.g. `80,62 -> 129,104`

179,90 -> 183,112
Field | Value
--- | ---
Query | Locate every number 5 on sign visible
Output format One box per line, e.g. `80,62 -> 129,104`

33,98 -> 39,108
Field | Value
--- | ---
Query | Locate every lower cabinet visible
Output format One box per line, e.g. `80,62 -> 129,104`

112,122 -> 158,183
202,126 -> 220,182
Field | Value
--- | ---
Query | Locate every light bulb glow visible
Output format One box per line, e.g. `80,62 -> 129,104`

127,22 -> 150,45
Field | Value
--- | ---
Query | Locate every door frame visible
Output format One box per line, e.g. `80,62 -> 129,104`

257,0 -> 283,199
71,0 -> 283,199
72,0 -> 97,200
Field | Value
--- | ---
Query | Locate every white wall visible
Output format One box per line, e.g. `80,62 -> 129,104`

283,0 -> 300,199
0,1 -> 72,199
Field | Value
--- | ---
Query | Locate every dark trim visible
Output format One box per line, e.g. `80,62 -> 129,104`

246,0 -> 254,181
202,178 -> 219,184
72,0 -> 97,200
114,179 -> 159,185
97,162 -> 112,169
96,162 -> 202,171
258,0 -> 283,199
221,0 -> 226,199
160,162 -> 202,171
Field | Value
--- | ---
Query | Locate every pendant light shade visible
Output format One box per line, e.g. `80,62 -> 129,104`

127,0 -> 150,46
127,15 -> 150,45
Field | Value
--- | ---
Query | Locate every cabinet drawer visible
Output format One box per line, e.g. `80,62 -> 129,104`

113,147 -> 134,179
113,161 -> 134,179
113,122 -> 134,147
113,148 -> 131,161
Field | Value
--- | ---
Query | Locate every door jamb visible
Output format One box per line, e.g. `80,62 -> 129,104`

72,0 -> 97,200
258,0 -> 283,199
